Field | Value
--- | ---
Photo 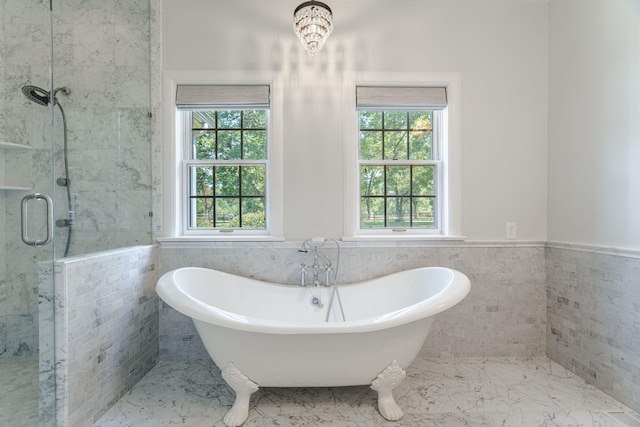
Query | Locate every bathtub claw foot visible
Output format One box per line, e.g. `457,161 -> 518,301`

221,362 -> 259,427
371,360 -> 406,421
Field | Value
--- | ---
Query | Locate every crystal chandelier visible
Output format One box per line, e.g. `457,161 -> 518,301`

293,1 -> 333,56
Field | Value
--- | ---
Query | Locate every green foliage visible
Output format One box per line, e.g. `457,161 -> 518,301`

228,212 -> 266,228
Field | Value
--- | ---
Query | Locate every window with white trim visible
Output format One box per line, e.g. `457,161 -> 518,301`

343,73 -> 462,239
174,84 -> 278,237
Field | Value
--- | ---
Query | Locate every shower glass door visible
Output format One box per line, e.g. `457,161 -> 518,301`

2,0 -> 152,423
1,0 -> 57,425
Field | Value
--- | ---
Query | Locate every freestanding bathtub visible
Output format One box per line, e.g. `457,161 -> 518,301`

157,266 -> 470,426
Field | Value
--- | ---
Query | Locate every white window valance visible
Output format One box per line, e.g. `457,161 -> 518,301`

175,85 -> 270,110
356,86 -> 447,110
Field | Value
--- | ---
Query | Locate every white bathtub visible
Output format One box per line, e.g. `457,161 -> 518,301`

157,266 -> 470,426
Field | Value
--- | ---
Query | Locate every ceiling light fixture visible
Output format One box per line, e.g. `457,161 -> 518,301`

293,1 -> 333,56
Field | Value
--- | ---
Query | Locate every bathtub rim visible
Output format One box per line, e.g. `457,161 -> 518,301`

157,266 -> 470,335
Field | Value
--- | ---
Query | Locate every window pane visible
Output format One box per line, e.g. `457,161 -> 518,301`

192,111 -> 216,129
193,198 -> 214,228
215,198 -> 238,228
409,111 -> 432,131
360,198 -> 385,228
243,130 -> 267,159
241,198 -> 266,229
244,110 -> 267,128
191,166 -> 213,196
384,131 -> 407,160
412,166 -> 435,196
193,130 -> 216,159
412,198 -> 436,228
215,166 -> 239,196
386,166 -> 410,196
217,130 -> 241,159
409,131 -> 432,160
384,111 -> 407,129
359,131 -> 382,160
387,197 -> 410,227
241,166 -> 266,196
218,110 -> 241,128
360,166 -> 384,196
359,111 -> 382,129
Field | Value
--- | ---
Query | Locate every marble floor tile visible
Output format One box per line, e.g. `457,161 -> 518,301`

94,357 -> 640,427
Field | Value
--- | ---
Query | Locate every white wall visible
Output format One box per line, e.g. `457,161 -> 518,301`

162,0 -> 549,241
548,0 -> 640,249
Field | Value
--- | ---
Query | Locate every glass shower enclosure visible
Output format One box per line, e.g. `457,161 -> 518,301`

0,0 -> 152,425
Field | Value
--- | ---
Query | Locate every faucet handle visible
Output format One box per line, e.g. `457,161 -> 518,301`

299,263 -> 307,287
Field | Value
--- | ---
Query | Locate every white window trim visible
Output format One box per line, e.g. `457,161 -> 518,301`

342,71 -> 464,241
161,70 -> 284,241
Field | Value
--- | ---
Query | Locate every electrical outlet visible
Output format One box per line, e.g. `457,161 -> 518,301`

506,222 -> 517,239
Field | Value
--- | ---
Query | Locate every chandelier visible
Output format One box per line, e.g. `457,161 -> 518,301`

293,1 -> 333,56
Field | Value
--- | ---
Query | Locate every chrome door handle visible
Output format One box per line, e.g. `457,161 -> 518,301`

21,193 -> 54,247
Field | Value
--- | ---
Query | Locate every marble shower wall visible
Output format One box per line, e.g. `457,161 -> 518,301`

44,245 -> 159,427
158,242 -> 548,361
50,0 -> 153,256
547,242 -> 640,414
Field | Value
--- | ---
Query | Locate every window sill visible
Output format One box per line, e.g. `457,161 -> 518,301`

341,235 -> 467,242
157,235 -> 286,247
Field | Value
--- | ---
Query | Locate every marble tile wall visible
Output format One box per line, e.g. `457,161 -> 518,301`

50,0 -> 154,257
44,245 -> 159,427
547,242 -> 640,414
158,241 -> 548,361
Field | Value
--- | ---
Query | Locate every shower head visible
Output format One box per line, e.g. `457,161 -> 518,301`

21,85 -> 70,106
22,85 -> 50,106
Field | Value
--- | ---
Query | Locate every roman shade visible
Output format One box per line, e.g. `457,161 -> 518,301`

356,86 -> 447,110
175,85 -> 270,110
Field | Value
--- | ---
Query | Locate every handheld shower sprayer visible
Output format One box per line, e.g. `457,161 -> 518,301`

298,237 -> 326,253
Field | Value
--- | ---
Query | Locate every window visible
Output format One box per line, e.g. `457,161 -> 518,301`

164,74 -> 283,240
185,109 -> 268,230
343,73 -> 462,239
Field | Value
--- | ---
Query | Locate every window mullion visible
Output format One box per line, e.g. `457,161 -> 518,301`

214,111 -> 219,160
409,165 -> 413,227
383,165 -> 388,228
359,159 -> 438,166
212,165 -> 217,228
238,166 -> 243,228
405,111 -> 410,160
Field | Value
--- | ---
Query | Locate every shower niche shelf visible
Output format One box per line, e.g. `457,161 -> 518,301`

0,185 -> 32,191
0,140 -> 32,150
1,140 -> 33,191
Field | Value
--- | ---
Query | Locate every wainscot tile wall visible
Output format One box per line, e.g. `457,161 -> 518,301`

41,238 -> 640,423
39,245 -> 159,427
157,241 -> 548,361
547,242 -> 640,414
